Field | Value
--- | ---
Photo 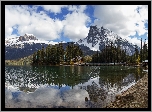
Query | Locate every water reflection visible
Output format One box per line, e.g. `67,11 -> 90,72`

5,65 -> 146,107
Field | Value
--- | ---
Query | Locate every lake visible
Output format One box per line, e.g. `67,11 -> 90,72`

5,65 -> 147,108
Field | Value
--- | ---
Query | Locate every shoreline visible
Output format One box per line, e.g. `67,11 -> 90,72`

5,63 -> 144,67
105,73 -> 148,108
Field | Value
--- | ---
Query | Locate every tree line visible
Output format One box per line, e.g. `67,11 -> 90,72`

91,41 -> 148,65
32,42 -> 83,65
32,41 -> 148,66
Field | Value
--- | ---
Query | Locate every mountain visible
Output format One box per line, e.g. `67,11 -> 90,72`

76,25 -> 140,56
5,33 -> 53,60
5,33 -> 53,47
5,34 -> 96,60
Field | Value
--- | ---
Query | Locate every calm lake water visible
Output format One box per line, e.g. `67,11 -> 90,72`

5,65 -> 147,108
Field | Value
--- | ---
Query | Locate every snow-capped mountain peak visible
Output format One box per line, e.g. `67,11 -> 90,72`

76,25 -> 139,56
5,34 -> 58,47
5,33 -> 60,60
25,33 -> 34,36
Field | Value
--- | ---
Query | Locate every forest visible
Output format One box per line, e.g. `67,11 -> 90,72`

32,42 -> 83,65
32,41 -> 148,66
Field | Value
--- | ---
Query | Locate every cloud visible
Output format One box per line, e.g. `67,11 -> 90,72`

5,5 -> 31,38
5,5 -> 148,48
93,5 -> 148,47
40,5 -> 68,14
127,37 -> 141,47
5,5 -> 64,40
5,5 -> 91,42
5,24 -> 13,36
63,6 -> 91,41
68,5 -> 87,13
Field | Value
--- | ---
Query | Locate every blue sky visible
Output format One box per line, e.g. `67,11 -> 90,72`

5,5 -> 148,47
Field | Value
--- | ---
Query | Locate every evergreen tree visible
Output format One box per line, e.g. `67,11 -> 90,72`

37,50 -> 41,65
142,42 -> 148,61
40,46 -> 45,65
65,44 -> 71,63
32,52 -> 37,65
110,42 -> 113,63
50,45 -> 57,65
58,42 -> 64,63
65,42 -> 83,64
46,44 -> 52,65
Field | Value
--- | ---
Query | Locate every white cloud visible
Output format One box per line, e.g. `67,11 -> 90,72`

40,5 -> 68,14
126,37 -> 141,47
63,8 -> 91,41
138,5 -> 148,22
5,24 -> 13,37
5,5 -> 148,48
124,36 -> 148,49
5,5 -> 65,40
67,5 -> 78,12
93,5 -> 148,47
68,5 -> 87,13
5,5 -> 91,42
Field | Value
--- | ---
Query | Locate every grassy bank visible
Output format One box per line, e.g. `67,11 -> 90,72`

5,55 -> 33,66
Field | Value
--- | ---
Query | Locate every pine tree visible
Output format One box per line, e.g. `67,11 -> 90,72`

65,44 -> 71,63
37,50 -> 41,65
46,44 -> 52,65
40,46 -> 45,65
58,42 -> 64,63
65,42 -> 83,64
50,45 -> 57,65
142,41 -> 148,61
32,52 -> 37,65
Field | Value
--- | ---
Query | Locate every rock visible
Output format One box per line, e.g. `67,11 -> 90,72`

105,73 -> 148,108
115,94 -> 121,100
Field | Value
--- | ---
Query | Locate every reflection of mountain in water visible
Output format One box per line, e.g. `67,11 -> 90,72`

86,81 -> 108,101
121,74 -> 135,86
5,66 -> 144,94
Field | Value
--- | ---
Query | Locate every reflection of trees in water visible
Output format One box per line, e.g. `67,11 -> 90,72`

19,87 -> 36,92
5,66 -> 29,87
98,66 -> 144,92
5,66 -> 100,90
82,66 -> 145,108
5,66 -> 145,93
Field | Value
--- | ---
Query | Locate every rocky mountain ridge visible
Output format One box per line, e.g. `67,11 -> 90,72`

76,25 -> 140,56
